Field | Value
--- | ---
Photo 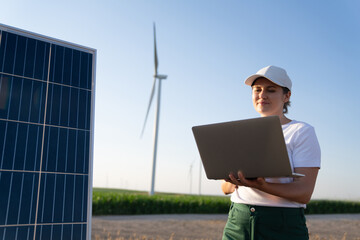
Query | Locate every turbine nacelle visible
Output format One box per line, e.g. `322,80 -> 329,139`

154,74 -> 167,80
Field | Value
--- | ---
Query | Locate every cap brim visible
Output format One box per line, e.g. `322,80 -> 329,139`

244,74 -> 289,90
244,74 -> 264,86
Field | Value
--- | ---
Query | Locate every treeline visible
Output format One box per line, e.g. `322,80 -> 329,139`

92,190 -> 360,216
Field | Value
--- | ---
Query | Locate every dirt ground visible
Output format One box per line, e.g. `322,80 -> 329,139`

92,214 -> 360,240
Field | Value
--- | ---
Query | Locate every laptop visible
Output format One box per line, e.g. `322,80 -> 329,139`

192,116 -> 304,180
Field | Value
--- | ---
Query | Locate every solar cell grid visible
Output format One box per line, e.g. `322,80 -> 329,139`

0,24 -> 95,240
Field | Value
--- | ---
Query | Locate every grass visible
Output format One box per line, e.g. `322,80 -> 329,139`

92,188 -> 360,216
92,188 -> 230,215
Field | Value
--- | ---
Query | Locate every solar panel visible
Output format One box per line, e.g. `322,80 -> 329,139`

0,24 -> 95,240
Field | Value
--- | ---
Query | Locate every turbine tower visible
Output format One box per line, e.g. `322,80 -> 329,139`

141,23 -> 167,196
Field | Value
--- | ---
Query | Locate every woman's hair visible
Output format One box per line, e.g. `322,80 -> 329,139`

282,87 -> 291,114
251,78 -> 291,114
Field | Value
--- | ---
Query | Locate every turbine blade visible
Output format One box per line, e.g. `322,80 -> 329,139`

140,77 -> 157,137
154,23 -> 159,76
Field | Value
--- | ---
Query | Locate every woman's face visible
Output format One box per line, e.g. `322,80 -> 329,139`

252,77 -> 291,117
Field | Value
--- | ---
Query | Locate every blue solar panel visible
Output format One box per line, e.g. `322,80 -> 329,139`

0,24 -> 95,240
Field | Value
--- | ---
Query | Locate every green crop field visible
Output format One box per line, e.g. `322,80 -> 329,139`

92,188 -> 360,216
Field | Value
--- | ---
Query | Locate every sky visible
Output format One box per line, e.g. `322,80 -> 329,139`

1,0 -> 360,200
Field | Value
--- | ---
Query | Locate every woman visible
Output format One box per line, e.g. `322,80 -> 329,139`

222,65 -> 321,240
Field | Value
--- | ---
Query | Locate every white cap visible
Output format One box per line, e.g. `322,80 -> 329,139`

244,65 -> 292,91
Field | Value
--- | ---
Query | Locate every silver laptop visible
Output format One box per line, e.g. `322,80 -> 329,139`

192,116 -> 304,179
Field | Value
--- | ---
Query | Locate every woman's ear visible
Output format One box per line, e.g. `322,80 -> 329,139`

284,91 -> 291,103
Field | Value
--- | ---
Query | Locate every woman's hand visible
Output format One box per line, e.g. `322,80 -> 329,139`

227,171 -> 266,189
225,168 -> 319,204
221,181 -> 237,195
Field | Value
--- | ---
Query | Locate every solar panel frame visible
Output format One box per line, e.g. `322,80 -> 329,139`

0,23 -> 96,240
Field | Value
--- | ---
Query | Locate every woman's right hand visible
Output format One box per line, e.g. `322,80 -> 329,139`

221,180 -> 237,195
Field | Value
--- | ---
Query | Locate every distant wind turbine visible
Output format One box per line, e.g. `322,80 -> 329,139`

188,160 -> 195,194
198,159 -> 202,195
141,23 -> 167,196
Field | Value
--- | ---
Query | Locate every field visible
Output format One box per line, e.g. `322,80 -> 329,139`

92,188 -> 360,216
92,188 -> 231,215
91,188 -> 360,239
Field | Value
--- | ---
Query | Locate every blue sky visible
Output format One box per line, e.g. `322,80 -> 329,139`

1,0 -> 360,199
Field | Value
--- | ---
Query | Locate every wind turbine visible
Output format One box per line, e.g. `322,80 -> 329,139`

188,160 -> 195,194
141,23 -> 167,196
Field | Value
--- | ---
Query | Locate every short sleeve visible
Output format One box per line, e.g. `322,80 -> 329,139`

292,125 -> 321,168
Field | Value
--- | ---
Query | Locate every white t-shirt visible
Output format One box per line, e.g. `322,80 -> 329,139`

230,120 -> 321,208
